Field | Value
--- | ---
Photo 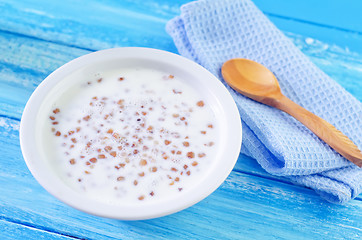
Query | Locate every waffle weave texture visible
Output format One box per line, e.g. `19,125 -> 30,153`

166,0 -> 362,203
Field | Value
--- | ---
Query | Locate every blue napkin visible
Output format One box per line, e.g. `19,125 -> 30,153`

166,0 -> 362,203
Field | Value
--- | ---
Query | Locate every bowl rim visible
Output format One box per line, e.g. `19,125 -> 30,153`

19,47 -> 242,220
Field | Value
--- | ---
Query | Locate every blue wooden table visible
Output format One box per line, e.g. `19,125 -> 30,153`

1,0 -> 362,239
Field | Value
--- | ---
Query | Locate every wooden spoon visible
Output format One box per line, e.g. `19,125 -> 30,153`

222,58 -> 362,167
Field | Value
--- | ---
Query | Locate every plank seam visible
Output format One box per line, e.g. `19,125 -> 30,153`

0,216 -> 83,239
0,114 -> 21,122
0,29 -> 96,52
264,12 -> 362,36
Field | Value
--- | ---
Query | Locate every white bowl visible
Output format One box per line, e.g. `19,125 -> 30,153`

20,47 -> 242,220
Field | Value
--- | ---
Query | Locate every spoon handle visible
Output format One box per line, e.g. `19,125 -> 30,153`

275,95 -> 362,167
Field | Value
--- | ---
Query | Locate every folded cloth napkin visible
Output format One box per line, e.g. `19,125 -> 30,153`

166,0 -> 362,203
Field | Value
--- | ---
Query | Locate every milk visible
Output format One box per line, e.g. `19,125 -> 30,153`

43,67 -> 218,205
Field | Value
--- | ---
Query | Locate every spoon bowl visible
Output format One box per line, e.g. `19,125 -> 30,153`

222,59 -> 283,107
222,58 -> 362,167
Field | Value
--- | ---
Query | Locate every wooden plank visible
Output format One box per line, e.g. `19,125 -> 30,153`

0,0 -> 178,51
0,219 -> 75,240
0,0 -> 362,54
0,116 -> 361,239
